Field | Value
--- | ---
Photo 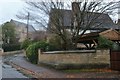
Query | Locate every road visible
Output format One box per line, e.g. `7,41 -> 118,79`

1,54 -> 120,79
0,56 -> 2,80
1,55 -> 28,78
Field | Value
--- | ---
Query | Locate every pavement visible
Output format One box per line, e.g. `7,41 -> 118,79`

1,55 -> 28,79
2,64 -> 27,78
9,54 -> 65,78
0,56 -> 2,80
8,53 -> 120,78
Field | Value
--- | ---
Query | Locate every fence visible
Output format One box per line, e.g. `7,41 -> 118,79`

110,50 -> 120,71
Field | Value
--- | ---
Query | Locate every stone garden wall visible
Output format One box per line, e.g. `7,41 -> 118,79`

38,49 -> 110,69
0,50 -> 23,56
0,48 -> 3,56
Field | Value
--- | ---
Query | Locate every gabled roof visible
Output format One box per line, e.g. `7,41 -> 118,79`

78,29 -> 120,43
10,19 -> 36,32
49,9 -> 119,30
99,29 -> 120,41
49,9 -> 72,28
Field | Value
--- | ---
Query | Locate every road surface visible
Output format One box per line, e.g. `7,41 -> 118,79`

1,55 -> 28,78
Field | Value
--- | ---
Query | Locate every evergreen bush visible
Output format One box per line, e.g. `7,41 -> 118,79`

26,41 -> 49,64
21,39 -> 32,50
97,36 -> 114,49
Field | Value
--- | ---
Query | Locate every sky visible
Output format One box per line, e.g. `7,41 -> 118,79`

0,0 -> 119,27
0,0 -> 26,24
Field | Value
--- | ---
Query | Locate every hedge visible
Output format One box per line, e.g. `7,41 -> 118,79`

2,43 -> 21,52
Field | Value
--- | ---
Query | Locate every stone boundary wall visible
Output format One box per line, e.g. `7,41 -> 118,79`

0,48 -> 4,56
38,49 -> 110,69
0,50 -> 23,56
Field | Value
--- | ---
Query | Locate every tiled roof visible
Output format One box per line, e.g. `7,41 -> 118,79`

10,19 -> 36,32
99,29 -> 120,41
79,29 -> 120,42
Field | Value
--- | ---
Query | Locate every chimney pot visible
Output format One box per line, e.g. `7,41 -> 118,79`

72,2 -> 80,14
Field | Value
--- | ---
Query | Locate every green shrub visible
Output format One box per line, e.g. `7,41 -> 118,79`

2,43 -> 21,52
46,44 -> 57,51
97,36 -> 114,49
26,44 -> 37,64
21,39 -> 32,50
48,35 -> 63,51
26,41 -> 49,64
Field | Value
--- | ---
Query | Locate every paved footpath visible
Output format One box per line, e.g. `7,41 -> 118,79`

2,63 -> 27,78
1,55 -> 28,79
9,54 -> 120,78
10,54 -> 65,78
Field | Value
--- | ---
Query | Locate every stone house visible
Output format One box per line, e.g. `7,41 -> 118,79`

9,19 -> 48,42
47,2 -> 120,50
29,30 -> 47,41
10,19 -> 36,42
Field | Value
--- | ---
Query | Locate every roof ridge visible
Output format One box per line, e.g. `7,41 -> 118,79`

51,8 -> 108,15
11,19 -> 29,25
100,29 -> 120,35
10,19 -> 36,31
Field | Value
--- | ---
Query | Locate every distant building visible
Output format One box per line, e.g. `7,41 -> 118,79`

9,19 -> 49,42
29,31 -> 47,41
10,19 -> 36,42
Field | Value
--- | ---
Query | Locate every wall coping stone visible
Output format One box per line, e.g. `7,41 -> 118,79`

42,50 -> 96,54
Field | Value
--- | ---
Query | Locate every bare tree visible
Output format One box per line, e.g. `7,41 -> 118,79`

71,1 -> 119,49
17,0 -> 119,50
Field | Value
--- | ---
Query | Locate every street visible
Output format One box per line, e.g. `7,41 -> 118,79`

1,53 -> 120,79
0,56 -> 2,80
1,55 -> 28,78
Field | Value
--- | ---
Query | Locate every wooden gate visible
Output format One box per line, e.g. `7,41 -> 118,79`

110,50 -> 120,71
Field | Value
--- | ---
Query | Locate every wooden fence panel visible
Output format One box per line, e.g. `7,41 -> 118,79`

110,50 -> 120,71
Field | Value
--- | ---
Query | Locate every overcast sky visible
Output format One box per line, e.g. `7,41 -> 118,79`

0,0 -> 26,24
0,0 -> 119,26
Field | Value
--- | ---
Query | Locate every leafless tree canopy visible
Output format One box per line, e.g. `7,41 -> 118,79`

17,0 -> 119,50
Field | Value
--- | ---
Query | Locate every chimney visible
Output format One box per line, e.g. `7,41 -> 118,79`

72,2 -> 80,27
72,2 -> 80,15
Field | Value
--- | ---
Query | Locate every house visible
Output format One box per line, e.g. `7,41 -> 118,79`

10,19 -> 36,42
48,2 -> 120,49
48,2 -> 119,33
